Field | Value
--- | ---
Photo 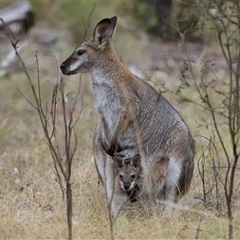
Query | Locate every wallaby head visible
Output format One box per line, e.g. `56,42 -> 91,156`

60,16 -> 117,75
113,154 -> 141,193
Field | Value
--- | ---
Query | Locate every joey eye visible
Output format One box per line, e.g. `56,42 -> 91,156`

119,174 -> 123,180
131,174 -> 135,180
77,50 -> 85,56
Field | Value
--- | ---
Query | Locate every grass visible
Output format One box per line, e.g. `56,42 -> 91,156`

1,2 -> 240,239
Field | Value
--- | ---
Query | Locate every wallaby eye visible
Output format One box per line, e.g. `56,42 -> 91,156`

77,50 -> 85,56
131,174 -> 135,180
119,174 -> 123,180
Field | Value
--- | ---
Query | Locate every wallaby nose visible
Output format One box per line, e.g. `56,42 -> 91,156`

123,183 -> 131,191
60,62 -> 68,75
60,62 -> 65,71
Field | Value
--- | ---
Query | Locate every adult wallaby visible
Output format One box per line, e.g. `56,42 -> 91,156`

111,154 -> 141,216
60,16 -> 195,217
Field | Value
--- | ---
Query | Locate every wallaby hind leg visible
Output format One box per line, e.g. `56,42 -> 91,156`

157,157 -> 181,212
177,156 -> 194,196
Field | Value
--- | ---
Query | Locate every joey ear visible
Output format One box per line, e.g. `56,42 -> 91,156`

131,154 -> 141,168
113,154 -> 124,168
93,16 -> 117,45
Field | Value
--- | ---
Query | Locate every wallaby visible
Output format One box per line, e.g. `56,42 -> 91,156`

60,16 -> 195,217
111,154 -> 141,216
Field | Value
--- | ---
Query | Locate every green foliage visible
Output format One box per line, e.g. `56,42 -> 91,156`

134,2 -> 158,32
172,1 -> 205,37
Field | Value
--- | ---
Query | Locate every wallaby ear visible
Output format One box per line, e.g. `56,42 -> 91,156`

113,154 -> 124,168
93,16 -> 117,45
131,154 -> 141,168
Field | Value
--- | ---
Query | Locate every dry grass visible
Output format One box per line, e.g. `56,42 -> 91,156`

0,144 -> 233,239
0,16 -> 240,240
0,149 -> 234,239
